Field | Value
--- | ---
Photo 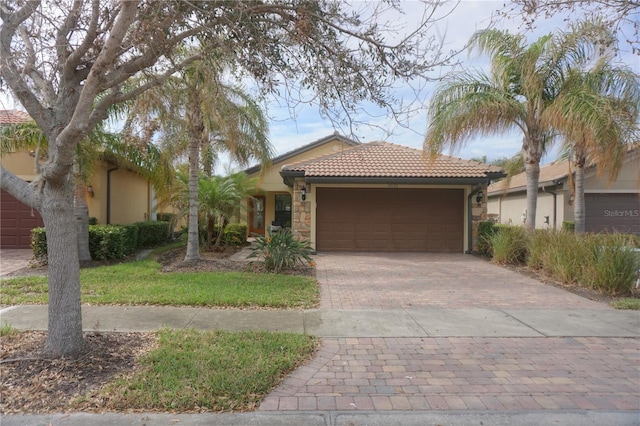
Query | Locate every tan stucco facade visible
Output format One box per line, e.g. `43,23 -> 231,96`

1,150 -> 152,225
87,162 -> 152,224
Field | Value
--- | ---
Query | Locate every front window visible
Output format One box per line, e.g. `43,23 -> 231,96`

274,194 -> 292,228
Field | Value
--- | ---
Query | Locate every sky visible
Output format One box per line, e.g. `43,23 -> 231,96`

258,0 -> 640,167
1,1 -> 637,171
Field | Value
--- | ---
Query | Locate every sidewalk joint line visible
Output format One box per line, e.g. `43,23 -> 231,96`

500,309 -> 548,337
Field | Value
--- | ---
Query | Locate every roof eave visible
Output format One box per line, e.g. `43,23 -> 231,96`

303,176 -> 494,185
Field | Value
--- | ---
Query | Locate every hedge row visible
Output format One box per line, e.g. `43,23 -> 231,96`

478,221 -> 640,296
31,220 -> 171,263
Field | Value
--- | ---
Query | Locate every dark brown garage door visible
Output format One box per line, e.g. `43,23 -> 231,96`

585,193 -> 640,235
0,189 -> 44,249
316,188 -> 464,252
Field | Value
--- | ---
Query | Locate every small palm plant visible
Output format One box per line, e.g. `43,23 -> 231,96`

249,229 -> 314,273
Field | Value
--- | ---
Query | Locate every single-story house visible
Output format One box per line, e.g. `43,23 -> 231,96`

245,133 -> 504,253
0,109 -> 156,248
487,149 -> 640,234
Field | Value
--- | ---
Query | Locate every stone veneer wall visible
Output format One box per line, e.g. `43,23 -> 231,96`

471,184 -> 488,252
291,177 -> 311,241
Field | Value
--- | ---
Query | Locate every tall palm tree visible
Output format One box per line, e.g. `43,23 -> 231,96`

425,22 -> 609,229
125,51 -> 273,261
549,59 -> 640,233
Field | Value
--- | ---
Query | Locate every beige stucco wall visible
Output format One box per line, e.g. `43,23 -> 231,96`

86,163 -> 150,225
488,189 -> 572,230
584,153 -> 640,192
0,151 -> 39,181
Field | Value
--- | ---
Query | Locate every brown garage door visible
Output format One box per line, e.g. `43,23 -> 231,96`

0,189 -> 44,249
316,188 -> 464,252
585,193 -> 640,235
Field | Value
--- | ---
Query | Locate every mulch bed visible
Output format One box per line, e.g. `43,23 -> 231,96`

0,331 -> 157,414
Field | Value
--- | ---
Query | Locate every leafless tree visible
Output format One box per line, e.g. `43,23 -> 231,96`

0,0 -> 460,356
503,1 -> 640,54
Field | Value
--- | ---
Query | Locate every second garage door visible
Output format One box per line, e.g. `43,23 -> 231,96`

316,188 -> 464,252
1,189 -> 44,249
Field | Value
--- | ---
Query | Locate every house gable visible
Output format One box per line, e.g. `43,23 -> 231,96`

245,133 -> 359,192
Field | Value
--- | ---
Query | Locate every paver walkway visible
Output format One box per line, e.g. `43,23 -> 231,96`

260,253 -> 640,413
0,249 -> 33,277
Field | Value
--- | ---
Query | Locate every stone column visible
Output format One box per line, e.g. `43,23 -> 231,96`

470,184 -> 488,252
292,178 -> 311,241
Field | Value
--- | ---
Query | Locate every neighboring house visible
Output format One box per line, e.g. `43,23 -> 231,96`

0,109 -> 155,249
487,150 -> 640,235
245,133 -> 504,253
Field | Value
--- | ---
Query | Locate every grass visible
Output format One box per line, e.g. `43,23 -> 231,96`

610,297 -> 640,310
78,329 -> 318,412
0,321 -> 17,337
0,258 -> 319,309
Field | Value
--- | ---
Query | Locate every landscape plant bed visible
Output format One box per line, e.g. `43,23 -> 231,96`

1,329 -> 318,414
0,249 -> 319,309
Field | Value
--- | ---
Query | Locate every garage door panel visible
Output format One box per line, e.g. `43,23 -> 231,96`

317,188 -> 463,252
585,193 -> 640,235
1,189 -> 44,249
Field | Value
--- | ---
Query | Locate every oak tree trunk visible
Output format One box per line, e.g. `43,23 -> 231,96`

42,173 -> 84,356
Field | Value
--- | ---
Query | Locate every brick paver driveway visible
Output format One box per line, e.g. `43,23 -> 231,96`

315,253 -> 606,310
261,253 -> 640,413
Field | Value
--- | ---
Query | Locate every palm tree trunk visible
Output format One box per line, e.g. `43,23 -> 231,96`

184,136 -> 200,261
573,153 -> 587,234
524,161 -> 540,230
74,181 -> 92,262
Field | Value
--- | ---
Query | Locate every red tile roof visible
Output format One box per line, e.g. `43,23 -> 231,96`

0,110 -> 31,125
281,141 -> 504,179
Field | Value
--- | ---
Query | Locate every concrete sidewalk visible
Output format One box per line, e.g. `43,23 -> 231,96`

1,304 -> 638,338
3,410 -> 639,426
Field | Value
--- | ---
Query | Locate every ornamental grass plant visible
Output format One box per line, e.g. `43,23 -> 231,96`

249,229 -> 314,273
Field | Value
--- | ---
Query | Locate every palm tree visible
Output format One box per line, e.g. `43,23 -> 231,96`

125,51 -> 273,261
549,59 -> 640,233
425,22 -> 609,229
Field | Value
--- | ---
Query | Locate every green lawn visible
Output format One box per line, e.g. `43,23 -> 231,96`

0,258 -> 319,309
610,297 -> 640,310
74,329 -> 318,412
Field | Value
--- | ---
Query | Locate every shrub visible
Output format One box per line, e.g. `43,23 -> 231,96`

582,234 -> 640,295
89,217 -> 98,225
249,229 -> 313,273
562,221 -> 575,232
121,224 -> 139,254
490,225 -> 528,264
477,221 -> 497,256
539,230 -> 586,284
89,225 -> 130,260
224,224 -> 248,246
135,221 -> 170,247
31,227 -> 47,262
526,230 -> 640,296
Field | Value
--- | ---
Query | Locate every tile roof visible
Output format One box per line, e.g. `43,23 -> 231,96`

488,159 -> 572,194
0,110 -> 31,125
281,141 -> 504,179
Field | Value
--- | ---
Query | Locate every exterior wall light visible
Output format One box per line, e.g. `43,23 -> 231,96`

475,190 -> 483,206
301,186 -> 306,201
